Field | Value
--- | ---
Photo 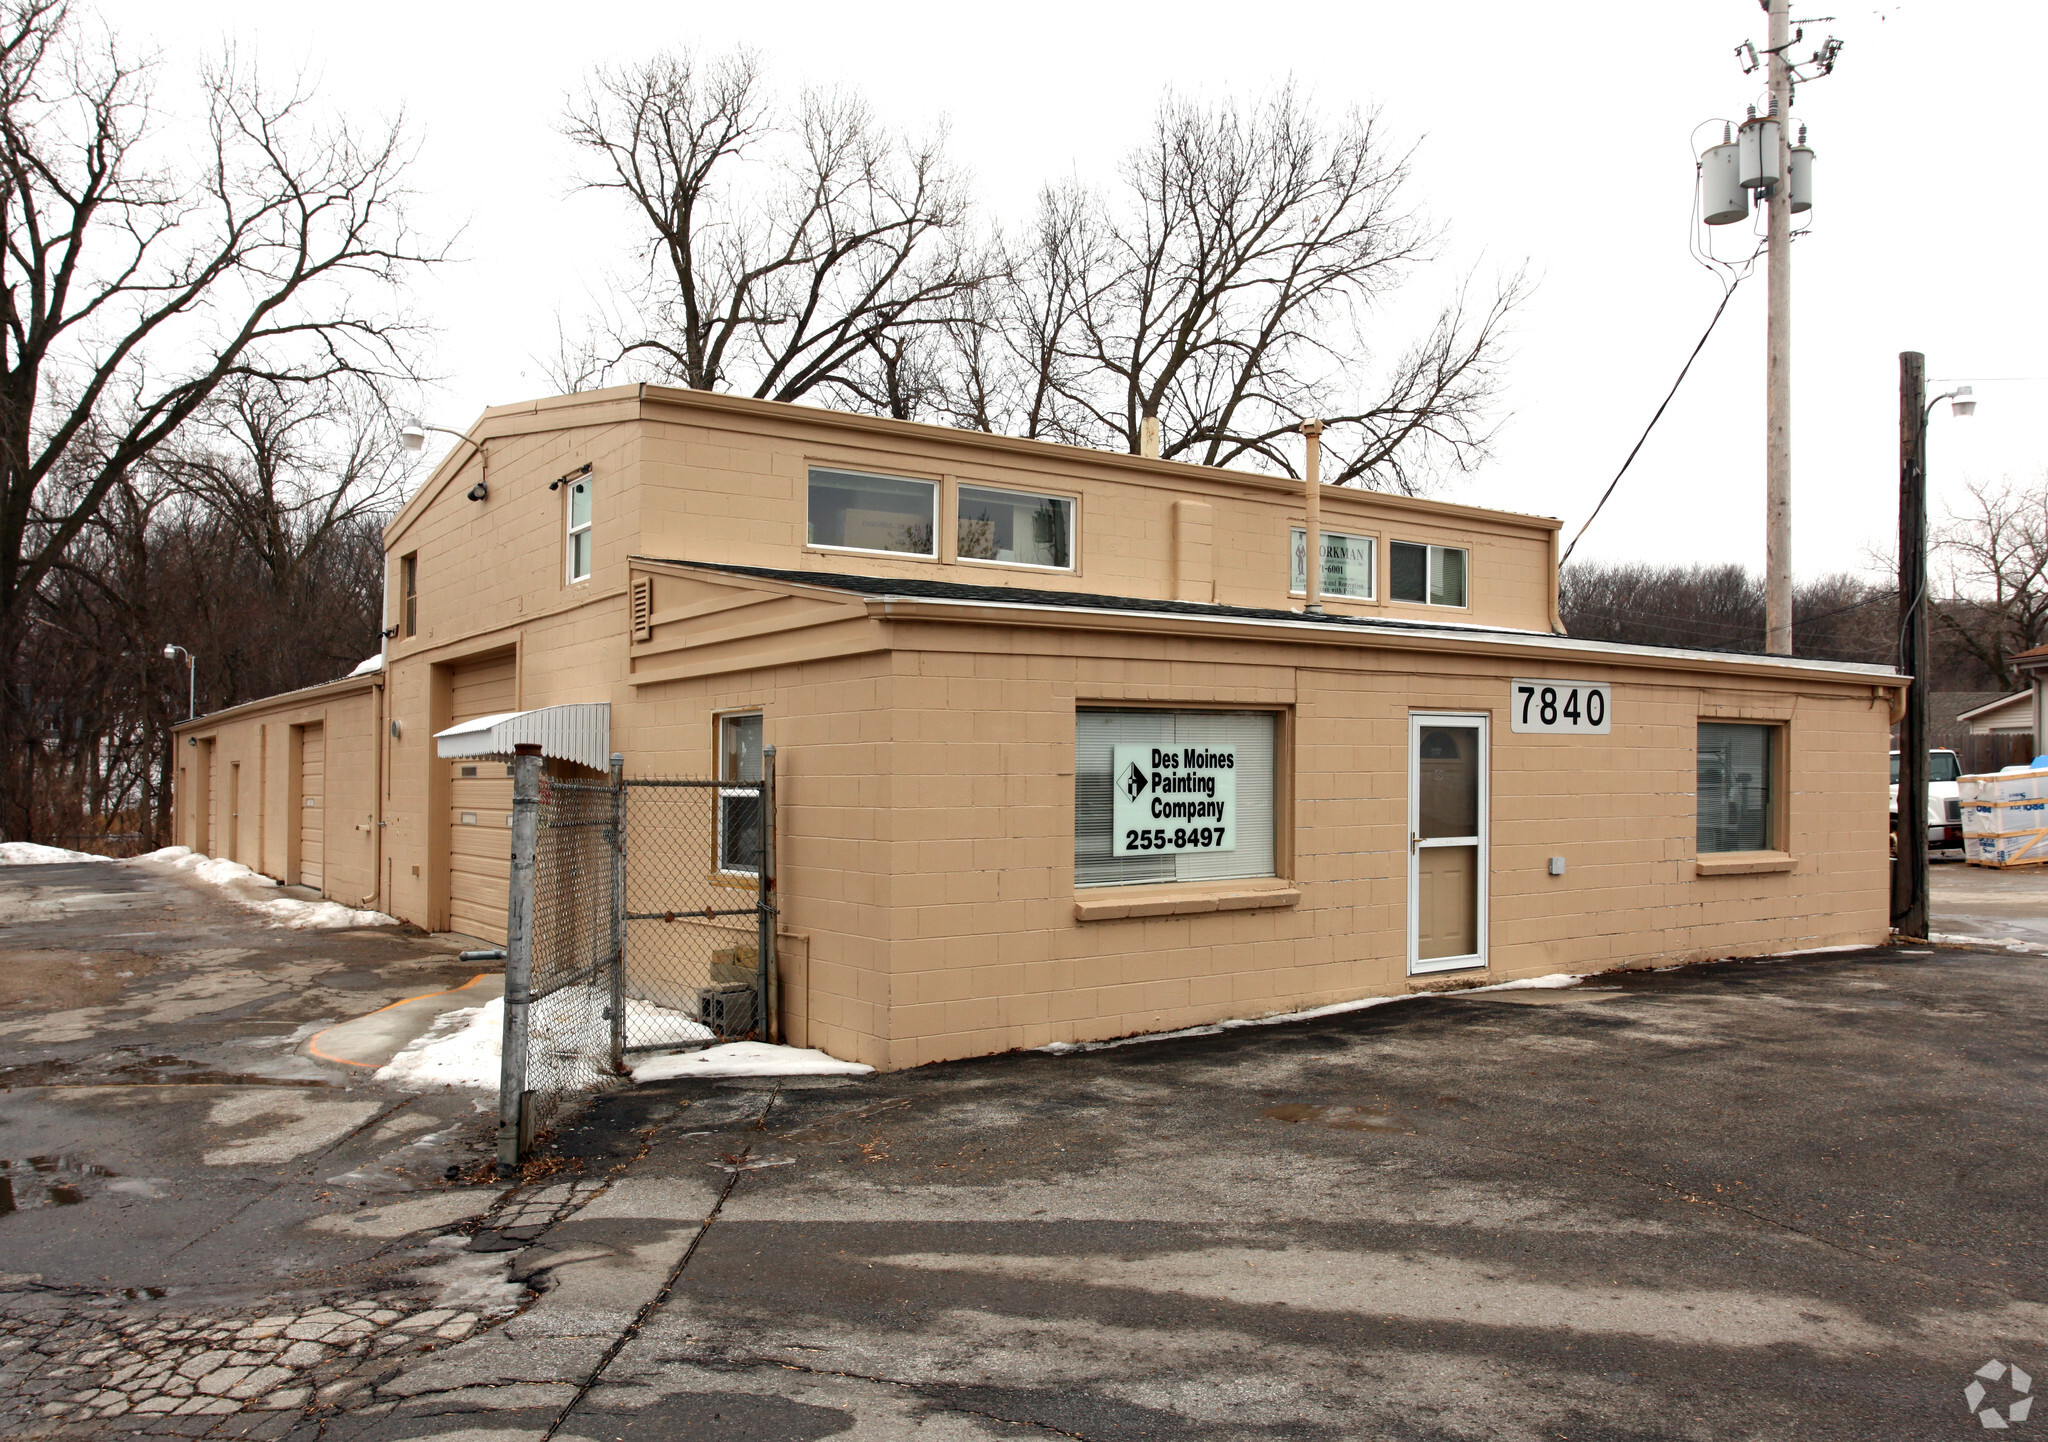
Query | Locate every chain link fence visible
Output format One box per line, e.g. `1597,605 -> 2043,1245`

523,773 -> 623,1140
497,749 -> 777,1167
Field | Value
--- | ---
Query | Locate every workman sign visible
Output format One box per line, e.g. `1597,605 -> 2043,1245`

1112,744 -> 1238,855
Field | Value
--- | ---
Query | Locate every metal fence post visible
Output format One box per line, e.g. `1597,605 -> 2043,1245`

758,745 -> 778,1045
498,744 -> 543,1171
608,751 -> 626,1073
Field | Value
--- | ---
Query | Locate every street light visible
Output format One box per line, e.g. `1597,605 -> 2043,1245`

163,644 -> 195,721
1893,359 -> 1978,940
399,419 -> 489,501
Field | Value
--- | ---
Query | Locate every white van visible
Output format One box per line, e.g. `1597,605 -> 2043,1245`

1890,748 -> 1964,858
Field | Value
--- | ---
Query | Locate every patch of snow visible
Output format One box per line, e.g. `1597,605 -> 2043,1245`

1039,990 -> 1418,1055
1931,931 -> 2048,956
378,987 -> 716,1090
0,841 -> 102,864
127,846 -> 395,929
631,1041 -> 874,1082
349,653 -> 384,676
1468,972 -> 1583,991
1763,942 -> 1883,958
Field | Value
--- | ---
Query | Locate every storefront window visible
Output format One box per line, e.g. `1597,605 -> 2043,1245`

718,713 -> 763,875
1291,528 -> 1374,599
1074,709 -> 1277,887
807,467 -> 936,556
1697,722 -> 1774,853
1390,541 -> 1467,607
958,485 -> 1072,568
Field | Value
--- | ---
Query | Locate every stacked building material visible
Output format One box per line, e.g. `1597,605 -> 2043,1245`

1960,768 -> 2048,867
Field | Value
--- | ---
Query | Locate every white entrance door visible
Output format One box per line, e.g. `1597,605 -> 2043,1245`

1409,712 -> 1488,975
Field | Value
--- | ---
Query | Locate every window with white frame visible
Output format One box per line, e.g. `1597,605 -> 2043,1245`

1291,528 -> 1374,599
717,713 -> 764,875
807,467 -> 936,557
1389,540 -> 1467,607
1074,709 -> 1278,888
957,484 -> 1073,568
567,476 -> 593,582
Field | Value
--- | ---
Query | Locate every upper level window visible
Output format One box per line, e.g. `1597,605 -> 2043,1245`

1390,541 -> 1467,607
1698,722 -> 1775,853
1291,528 -> 1374,599
401,553 -> 418,637
567,477 -> 593,582
957,484 -> 1073,569
808,467 -> 935,557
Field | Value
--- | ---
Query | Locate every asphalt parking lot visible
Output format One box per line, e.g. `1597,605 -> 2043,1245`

4,858 -> 2048,1439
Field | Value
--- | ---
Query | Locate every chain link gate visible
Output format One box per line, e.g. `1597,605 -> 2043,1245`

497,745 -> 778,1168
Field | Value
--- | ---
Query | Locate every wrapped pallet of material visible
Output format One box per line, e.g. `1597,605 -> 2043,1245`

1959,768 -> 2048,867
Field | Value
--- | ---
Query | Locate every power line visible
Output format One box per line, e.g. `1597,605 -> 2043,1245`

1559,279 -> 1747,570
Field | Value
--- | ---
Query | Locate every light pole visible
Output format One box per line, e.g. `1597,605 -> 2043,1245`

1892,354 -> 1976,940
400,420 -> 489,501
163,644 -> 195,722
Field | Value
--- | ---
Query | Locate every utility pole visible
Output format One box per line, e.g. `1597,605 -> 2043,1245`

1894,352 -> 1929,937
1763,0 -> 1794,655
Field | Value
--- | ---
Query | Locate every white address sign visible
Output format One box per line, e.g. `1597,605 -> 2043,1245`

1510,679 -> 1612,734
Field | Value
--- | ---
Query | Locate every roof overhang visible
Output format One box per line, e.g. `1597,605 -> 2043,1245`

434,703 -> 612,772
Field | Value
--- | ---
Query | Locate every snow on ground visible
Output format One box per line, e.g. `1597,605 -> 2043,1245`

129,846 -> 395,929
1933,930 -> 2048,956
1037,974 -> 1598,1055
0,841 -> 102,864
630,1041 -> 874,1083
378,987 -> 719,1090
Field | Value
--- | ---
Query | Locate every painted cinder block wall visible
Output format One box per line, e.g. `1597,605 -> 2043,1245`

617,566 -> 1891,1071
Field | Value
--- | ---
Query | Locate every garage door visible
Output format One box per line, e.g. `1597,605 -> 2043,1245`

299,724 -> 324,890
447,654 -> 516,943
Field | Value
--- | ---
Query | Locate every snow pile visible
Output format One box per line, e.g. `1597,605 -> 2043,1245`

348,653 -> 384,676
1932,930 -> 2048,957
0,841 -> 102,864
1039,990 -> 1416,1055
379,998 -> 506,1089
130,846 -> 395,929
378,987 -> 718,1090
631,1041 -> 874,1083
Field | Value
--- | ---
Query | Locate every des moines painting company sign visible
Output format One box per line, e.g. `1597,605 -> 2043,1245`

1113,745 -> 1238,856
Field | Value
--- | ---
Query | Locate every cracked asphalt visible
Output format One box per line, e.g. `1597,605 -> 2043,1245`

5,858 -> 2048,1439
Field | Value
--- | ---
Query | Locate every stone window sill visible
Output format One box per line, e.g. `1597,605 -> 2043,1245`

1073,878 -> 1301,922
1693,851 -> 1797,877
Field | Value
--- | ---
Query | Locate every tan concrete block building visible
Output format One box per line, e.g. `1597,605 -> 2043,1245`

174,386 -> 1906,1070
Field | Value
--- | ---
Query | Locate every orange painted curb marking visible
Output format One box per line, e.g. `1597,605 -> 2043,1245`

305,973 -> 494,1070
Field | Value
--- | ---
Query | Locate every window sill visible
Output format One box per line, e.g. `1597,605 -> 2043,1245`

1073,878 -> 1300,922
1693,851 -> 1797,876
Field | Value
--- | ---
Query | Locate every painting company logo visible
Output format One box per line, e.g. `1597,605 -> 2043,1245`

1120,761 -> 1149,803
1965,1360 -> 2034,1429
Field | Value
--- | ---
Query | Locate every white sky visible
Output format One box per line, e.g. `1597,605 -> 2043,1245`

104,1 -> 2046,582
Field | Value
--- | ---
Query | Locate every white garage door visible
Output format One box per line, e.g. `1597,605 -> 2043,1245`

447,655 -> 516,943
299,723 -> 324,889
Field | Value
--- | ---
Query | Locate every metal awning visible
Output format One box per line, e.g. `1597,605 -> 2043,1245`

434,703 -> 611,772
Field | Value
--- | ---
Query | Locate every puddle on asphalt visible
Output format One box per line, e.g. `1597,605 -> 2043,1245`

0,1155 -> 117,1213
1262,1103 -> 1416,1134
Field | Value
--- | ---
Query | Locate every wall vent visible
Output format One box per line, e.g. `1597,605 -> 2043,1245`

631,576 -> 654,642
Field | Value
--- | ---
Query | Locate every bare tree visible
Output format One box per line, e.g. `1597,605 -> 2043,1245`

977,87 -> 1526,490
559,49 -> 992,406
0,1 -> 436,838
1933,474 -> 2048,689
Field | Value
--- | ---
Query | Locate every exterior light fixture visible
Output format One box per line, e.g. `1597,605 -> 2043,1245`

163,643 -> 195,720
1950,385 -> 1976,418
399,422 -> 430,451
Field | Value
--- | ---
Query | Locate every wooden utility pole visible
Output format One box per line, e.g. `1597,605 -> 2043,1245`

1300,419 -> 1325,613
1763,0 -> 1795,655
1893,351 -> 1929,938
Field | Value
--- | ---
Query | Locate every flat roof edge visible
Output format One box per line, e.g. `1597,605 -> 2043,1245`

172,668 -> 382,733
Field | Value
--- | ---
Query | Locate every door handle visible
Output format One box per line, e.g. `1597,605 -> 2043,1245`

1410,833 -> 1420,855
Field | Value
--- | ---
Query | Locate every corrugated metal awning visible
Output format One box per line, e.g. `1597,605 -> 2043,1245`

434,703 -> 611,772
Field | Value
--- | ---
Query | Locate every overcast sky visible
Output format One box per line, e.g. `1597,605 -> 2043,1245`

105,1 -> 2045,581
